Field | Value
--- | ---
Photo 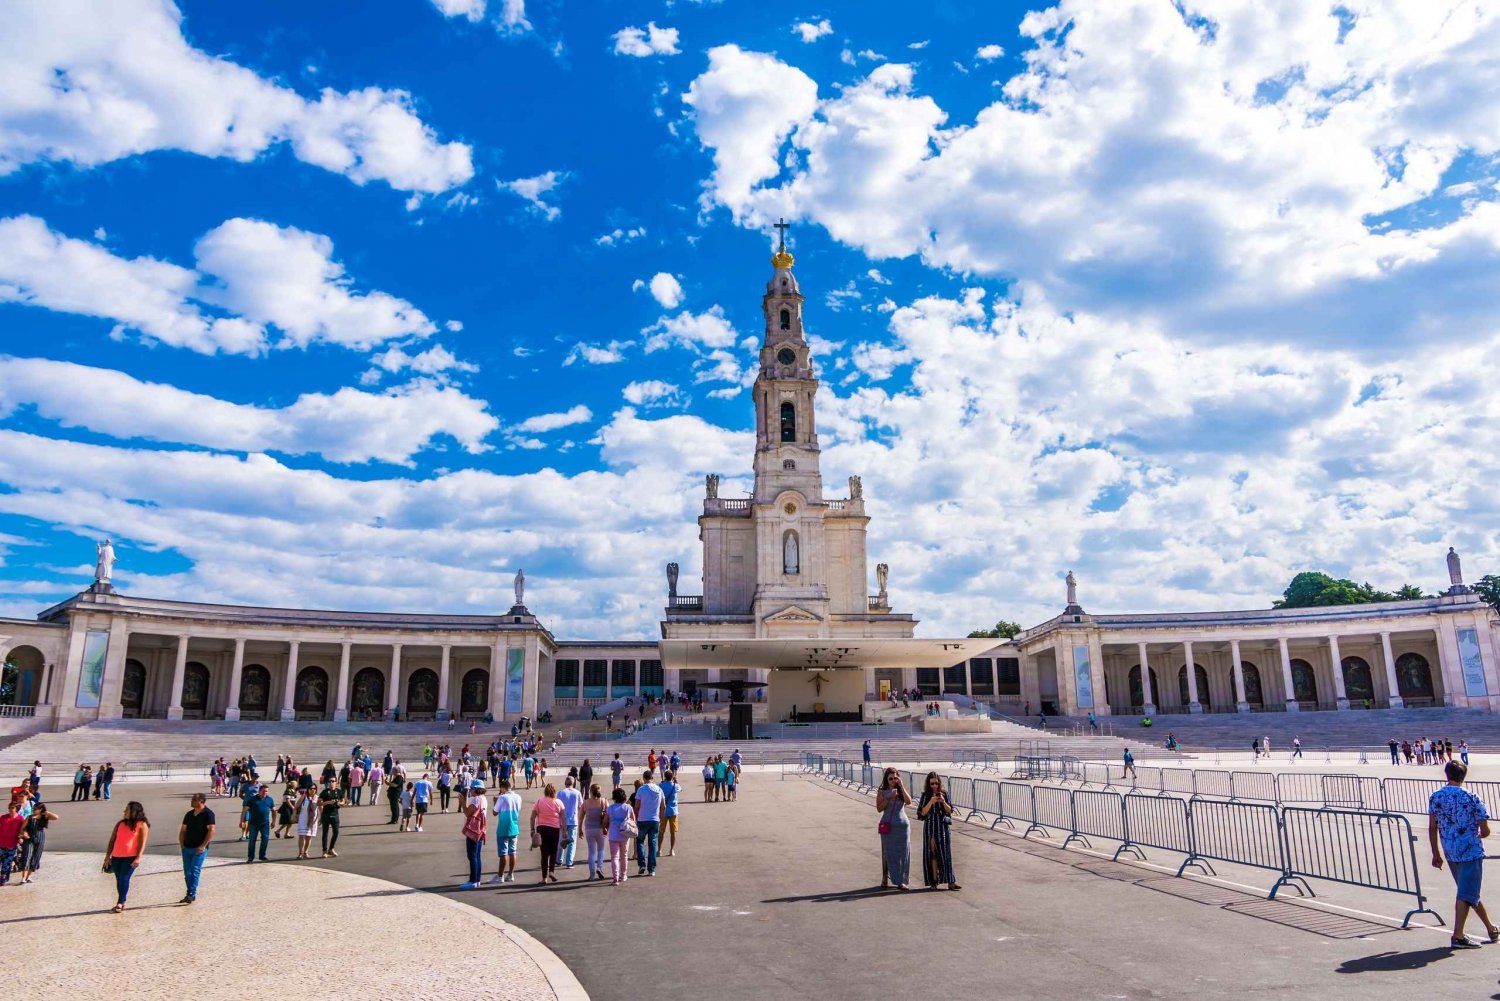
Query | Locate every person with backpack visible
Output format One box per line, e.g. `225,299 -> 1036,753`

459,779 -> 488,890
604,786 -> 637,885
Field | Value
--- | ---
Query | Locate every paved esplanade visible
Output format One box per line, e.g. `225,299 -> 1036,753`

30,769 -> 1497,1001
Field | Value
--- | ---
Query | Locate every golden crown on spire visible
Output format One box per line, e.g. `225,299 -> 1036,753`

771,217 -> 794,268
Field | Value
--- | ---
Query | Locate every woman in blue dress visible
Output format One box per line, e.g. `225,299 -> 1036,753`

875,767 -> 911,891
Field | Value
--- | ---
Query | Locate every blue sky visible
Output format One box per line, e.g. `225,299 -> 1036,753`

0,0 -> 1497,638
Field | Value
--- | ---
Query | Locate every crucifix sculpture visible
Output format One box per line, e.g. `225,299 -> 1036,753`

807,672 -> 831,697
774,217 -> 790,252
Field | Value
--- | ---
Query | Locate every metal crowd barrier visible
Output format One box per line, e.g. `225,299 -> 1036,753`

801,755 -> 1443,926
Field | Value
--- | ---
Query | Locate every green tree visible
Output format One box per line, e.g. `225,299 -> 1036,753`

1475,575 -> 1500,616
1274,572 -> 1431,609
968,619 -> 1023,639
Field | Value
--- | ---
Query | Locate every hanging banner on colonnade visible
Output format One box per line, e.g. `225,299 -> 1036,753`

505,647 -> 525,713
75,628 -> 108,708
1457,627 -> 1489,697
1072,644 -> 1094,709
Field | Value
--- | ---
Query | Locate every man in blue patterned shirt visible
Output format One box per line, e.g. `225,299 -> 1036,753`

1428,760 -> 1498,948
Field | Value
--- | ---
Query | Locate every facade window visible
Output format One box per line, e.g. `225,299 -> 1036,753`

943,662 -> 967,693
780,402 -> 796,442
783,459 -> 796,470
779,308 -> 790,330
554,659 -> 579,699
996,657 -> 1021,695
640,659 -> 664,696
915,667 -> 940,696
969,658 -> 994,696
583,659 -> 607,698
611,659 -> 636,691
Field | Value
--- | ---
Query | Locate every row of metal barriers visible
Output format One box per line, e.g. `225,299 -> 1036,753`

801,753 -> 1443,927
988,754 -> 1500,819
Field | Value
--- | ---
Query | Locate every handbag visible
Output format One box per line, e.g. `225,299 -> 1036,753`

877,820 -> 892,835
461,809 -> 486,842
621,811 -> 639,839
530,829 -> 542,849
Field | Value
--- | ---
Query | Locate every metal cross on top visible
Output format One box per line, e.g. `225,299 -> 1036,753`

773,217 -> 790,251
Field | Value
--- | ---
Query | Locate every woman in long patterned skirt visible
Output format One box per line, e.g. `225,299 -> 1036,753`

918,771 -> 961,891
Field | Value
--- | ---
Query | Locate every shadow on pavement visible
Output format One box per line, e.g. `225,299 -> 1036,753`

762,886 -> 901,904
1336,947 -> 1457,973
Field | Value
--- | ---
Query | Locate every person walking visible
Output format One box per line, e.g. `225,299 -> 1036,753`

318,781 -> 342,857
579,758 -> 593,792
531,784 -> 565,884
489,777 -> 523,884
366,762 -> 384,807
176,793 -> 215,903
438,766 -> 453,814
412,774 -> 434,833
16,798 -> 56,884
1088,711 -> 1098,733
273,754 -> 286,783
275,793 -> 295,840
1291,736 -> 1303,760
659,770 -> 680,857
876,768 -> 911,891
918,772 -> 960,891
582,783 -> 608,880
386,770 -> 403,825
1428,759 -> 1499,948
0,800 -> 26,886
102,801 -> 150,913
460,779 -> 488,890
604,787 -> 636,885
243,784 -> 273,863
349,760 -> 365,806
294,787 -> 319,860
1122,747 -> 1138,779
556,776 -> 583,869
610,753 -> 624,789
633,770 -> 664,876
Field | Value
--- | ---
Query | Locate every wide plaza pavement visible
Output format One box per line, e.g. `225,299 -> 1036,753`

16,756 -> 1500,1001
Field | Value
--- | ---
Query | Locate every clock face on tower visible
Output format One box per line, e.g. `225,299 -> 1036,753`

776,347 -> 797,365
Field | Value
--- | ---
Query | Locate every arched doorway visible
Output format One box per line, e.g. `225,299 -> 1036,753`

1,645 -> 46,709
1127,665 -> 1160,709
351,667 -> 385,719
121,659 -> 147,717
295,666 -> 329,717
1290,659 -> 1317,703
460,668 -> 489,717
239,664 -> 271,717
1395,652 -> 1435,701
182,662 -> 210,716
406,668 -> 439,716
1340,656 -> 1375,704
1241,662 -> 1264,706
1177,664 -> 1211,708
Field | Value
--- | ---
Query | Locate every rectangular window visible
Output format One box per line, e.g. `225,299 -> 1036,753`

553,659 -> 579,699
639,659 -> 664,696
943,662 -> 967,693
915,667 -> 940,696
996,657 -> 1021,696
970,658 -> 994,696
611,659 -> 636,692
583,659 -> 607,699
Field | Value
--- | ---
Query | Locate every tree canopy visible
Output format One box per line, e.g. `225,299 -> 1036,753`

968,619 -> 1023,639
1273,571 -> 1429,609
1475,575 -> 1500,616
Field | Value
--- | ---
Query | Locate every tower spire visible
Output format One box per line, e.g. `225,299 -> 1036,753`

771,218 -> 794,269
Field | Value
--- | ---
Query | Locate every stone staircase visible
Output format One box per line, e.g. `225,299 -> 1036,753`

1068,707 -> 1500,750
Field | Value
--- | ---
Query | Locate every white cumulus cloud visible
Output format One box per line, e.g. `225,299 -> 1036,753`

497,171 -> 567,220
648,272 -> 684,309
622,380 -> 684,407
793,20 -> 833,43
0,0 -> 473,192
613,22 -> 681,57
975,44 -> 1004,60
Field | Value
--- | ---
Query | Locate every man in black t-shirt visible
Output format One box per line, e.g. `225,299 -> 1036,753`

178,793 -> 216,904
318,785 -> 342,858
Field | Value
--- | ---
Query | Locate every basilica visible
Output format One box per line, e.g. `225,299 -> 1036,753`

2,244 -> 1498,729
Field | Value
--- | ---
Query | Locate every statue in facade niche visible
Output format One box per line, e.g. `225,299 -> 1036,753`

1448,547 -> 1463,586
876,562 -> 889,595
848,475 -> 862,499
666,561 -> 679,599
706,474 -> 719,499
1066,570 -> 1078,607
514,568 -> 526,607
784,531 -> 800,575
95,538 -> 116,584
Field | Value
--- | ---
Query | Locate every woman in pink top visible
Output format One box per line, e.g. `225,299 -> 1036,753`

531,784 -> 564,884
103,801 -> 150,913
349,763 -> 366,806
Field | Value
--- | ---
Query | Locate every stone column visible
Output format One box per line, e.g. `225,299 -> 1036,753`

1379,631 -> 1404,708
1137,642 -> 1156,715
334,641 -> 351,721
1230,639 -> 1250,713
1087,633 -> 1109,715
167,635 -> 190,720
489,639 -> 507,719
437,644 -> 452,721
281,641 -> 300,720
1183,641 -> 1202,713
1435,621 -> 1462,706
1328,634 -> 1348,710
387,643 -> 403,719
1279,637 -> 1300,712
224,638 -> 246,721
96,617 -> 131,719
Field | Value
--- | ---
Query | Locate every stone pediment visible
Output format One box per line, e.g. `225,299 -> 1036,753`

763,605 -> 823,623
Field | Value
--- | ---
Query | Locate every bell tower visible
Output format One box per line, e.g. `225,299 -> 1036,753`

752,220 -> 822,504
